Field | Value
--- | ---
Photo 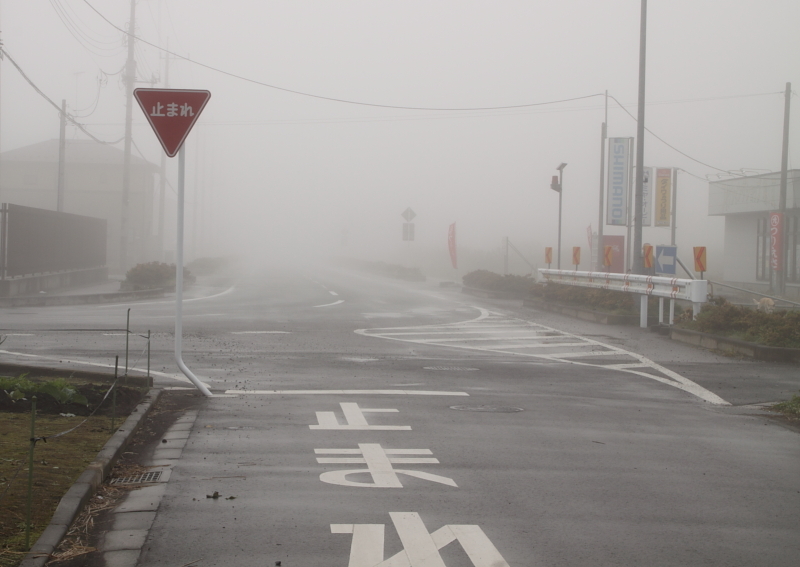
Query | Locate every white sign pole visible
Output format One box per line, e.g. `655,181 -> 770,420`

175,145 -> 212,397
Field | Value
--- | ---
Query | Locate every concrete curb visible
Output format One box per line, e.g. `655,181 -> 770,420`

18,388 -> 163,567
669,327 -> 800,363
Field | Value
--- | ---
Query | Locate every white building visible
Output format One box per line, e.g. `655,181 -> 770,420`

709,170 -> 800,296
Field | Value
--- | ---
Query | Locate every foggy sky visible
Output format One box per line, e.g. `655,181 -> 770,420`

1,1 -> 798,275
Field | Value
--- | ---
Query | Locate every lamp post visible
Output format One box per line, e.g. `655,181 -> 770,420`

550,163 -> 567,269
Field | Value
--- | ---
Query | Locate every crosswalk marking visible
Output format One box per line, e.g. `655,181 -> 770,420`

356,308 -> 729,406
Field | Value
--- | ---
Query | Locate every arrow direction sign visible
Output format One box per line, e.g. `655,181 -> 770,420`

655,245 -> 677,276
134,89 -> 211,157
401,207 -> 416,222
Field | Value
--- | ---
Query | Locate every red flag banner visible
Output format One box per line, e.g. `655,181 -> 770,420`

448,223 -> 458,269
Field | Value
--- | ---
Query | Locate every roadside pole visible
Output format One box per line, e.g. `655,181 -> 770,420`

175,145 -> 212,397
134,88 -> 212,397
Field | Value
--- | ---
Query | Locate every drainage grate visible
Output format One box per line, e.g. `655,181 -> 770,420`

423,366 -> 479,371
450,405 -> 524,413
110,470 -> 163,485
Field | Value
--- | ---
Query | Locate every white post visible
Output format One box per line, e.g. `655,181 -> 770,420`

658,297 -> 664,324
640,295 -> 648,328
692,302 -> 701,320
669,299 -> 675,325
175,145 -> 212,397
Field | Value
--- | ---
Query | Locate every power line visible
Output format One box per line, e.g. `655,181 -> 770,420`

82,0 -> 605,112
608,93 -> 783,176
1,48 -> 123,145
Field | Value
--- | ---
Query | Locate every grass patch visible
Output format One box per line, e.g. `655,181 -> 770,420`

0,375 -> 145,567
0,413 -> 116,567
770,395 -> 800,420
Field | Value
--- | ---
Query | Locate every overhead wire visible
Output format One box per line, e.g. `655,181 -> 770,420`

81,0 -> 605,112
608,93 -> 757,176
1,48 -> 124,145
49,0 -> 125,57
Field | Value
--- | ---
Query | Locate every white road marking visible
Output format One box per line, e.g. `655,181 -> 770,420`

92,284 -> 237,308
103,333 -> 127,336
356,308 -> 729,406
5,333 -> 34,336
330,291 -> 339,296
0,349 -> 205,387
314,299 -> 345,308
226,389 -> 468,396
310,402 -> 411,430
230,331 -> 291,334
315,443 -> 456,488
333,512 -> 510,567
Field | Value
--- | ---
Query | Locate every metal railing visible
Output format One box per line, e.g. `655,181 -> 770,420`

538,269 -> 708,328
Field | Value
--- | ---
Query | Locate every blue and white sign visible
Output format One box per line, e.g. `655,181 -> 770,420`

606,137 -> 632,226
655,245 -> 677,276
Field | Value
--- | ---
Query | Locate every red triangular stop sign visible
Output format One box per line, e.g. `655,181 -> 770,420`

134,88 -> 211,157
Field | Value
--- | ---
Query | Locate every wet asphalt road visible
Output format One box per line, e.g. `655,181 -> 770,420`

1,266 -> 799,566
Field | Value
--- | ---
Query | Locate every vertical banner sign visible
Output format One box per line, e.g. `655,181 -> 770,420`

641,167 -> 653,226
654,168 -> 672,227
606,138 -> 631,226
545,247 -> 553,265
770,212 -> 783,271
448,223 -> 458,269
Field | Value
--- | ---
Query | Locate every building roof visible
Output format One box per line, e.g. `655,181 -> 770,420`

0,139 -> 158,171
708,169 -> 800,216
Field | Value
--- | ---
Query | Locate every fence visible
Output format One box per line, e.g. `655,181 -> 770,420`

0,310 -> 151,552
1,203 -> 107,278
538,269 -> 708,328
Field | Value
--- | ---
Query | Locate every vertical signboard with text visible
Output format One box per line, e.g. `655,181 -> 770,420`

770,212 -> 783,271
641,167 -> 653,226
654,168 -> 672,227
606,138 -> 632,226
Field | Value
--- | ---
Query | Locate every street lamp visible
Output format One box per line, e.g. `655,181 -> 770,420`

550,163 -> 567,269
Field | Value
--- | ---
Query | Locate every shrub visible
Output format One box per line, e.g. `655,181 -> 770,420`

682,297 -> 800,348
124,262 -> 196,290
462,270 -> 541,295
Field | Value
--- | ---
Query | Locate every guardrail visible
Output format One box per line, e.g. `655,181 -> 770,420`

538,269 -> 708,328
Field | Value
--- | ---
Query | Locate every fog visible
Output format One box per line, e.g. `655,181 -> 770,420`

1,1 -> 798,279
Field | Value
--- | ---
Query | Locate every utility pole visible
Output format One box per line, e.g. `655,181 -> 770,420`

597,91 -> 607,270
632,0 -> 647,274
57,99 -> 66,212
778,82 -> 791,295
120,0 -> 136,271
